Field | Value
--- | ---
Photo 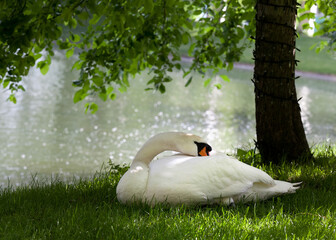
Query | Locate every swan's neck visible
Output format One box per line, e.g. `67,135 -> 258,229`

131,132 -> 186,167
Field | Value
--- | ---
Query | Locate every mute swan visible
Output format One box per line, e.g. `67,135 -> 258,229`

116,132 -> 301,206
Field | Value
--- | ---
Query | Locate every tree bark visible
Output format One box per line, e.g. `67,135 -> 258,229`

254,0 -> 311,163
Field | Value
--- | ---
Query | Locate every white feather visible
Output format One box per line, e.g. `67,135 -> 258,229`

116,132 -> 301,206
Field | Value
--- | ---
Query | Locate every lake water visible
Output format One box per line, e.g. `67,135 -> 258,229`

1,53 -> 336,187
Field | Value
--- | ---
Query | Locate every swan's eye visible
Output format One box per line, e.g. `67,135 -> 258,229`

194,141 -> 212,156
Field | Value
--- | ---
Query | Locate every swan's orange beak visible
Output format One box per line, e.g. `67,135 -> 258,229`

195,141 -> 212,156
199,147 -> 209,156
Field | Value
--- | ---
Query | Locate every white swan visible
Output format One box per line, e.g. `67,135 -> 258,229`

116,132 -> 301,206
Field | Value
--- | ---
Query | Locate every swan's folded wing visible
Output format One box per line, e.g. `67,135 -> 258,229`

193,153 -> 275,200
146,153 -> 275,204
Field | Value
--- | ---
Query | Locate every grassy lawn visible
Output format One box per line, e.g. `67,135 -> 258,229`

240,34 -> 336,75
1,146 -> 335,239
181,34 -> 336,75
296,36 -> 336,75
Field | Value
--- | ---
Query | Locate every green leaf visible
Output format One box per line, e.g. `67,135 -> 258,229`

62,7 -> 72,22
78,11 -> 89,21
236,27 -> 245,40
89,14 -> 101,25
185,76 -> 193,87
183,20 -> 193,30
159,84 -> 166,93
18,85 -> 26,91
8,94 -> 17,104
166,0 -> 175,7
46,54 -> 51,65
109,93 -> 116,100
71,34 -> 81,43
23,9 -> 32,15
144,0 -> 154,13
3,80 -> 10,88
188,43 -> 196,56
74,90 -> 83,103
227,62 -> 234,71
26,56 -> 35,67
119,85 -> 127,93
99,92 -> 107,101
69,18 -> 77,29
204,78 -> 211,87
214,83 -> 222,89
89,102 -> 98,114
302,23 -> 311,30
182,32 -> 190,44
38,61 -> 49,75
122,74 -> 130,87
73,89 -> 88,103
220,74 -> 230,82
309,42 -> 318,50
84,102 -> 99,114
92,76 -> 104,87
72,80 -> 83,87
298,12 -> 315,22
57,40 -> 71,50
106,86 -> 116,100
183,70 -> 191,78
66,48 -> 74,58
33,53 -> 42,61
193,10 -> 203,15
72,60 -> 83,70
106,86 -> 114,95
84,103 -> 90,113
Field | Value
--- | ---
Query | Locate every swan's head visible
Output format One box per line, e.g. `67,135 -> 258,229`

175,133 -> 212,157
132,132 -> 212,165
194,141 -> 212,156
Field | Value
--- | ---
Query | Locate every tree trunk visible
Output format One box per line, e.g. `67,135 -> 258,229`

254,0 -> 311,163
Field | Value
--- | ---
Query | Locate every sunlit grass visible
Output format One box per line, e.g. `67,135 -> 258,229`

0,145 -> 335,239
238,34 -> 336,75
180,34 -> 336,75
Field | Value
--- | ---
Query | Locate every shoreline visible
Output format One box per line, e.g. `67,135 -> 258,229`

180,56 -> 336,82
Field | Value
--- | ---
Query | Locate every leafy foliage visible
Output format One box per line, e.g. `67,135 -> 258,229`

0,0 -> 255,105
298,0 -> 336,52
0,0 -> 335,107
0,0 -> 62,102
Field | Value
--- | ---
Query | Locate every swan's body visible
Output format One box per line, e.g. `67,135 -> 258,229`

116,132 -> 301,206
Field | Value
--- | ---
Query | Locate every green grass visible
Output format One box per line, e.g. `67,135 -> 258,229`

240,34 -> 336,75
0,146 -> 335,239
180,34 -> 336,75
296,36 -> 336,75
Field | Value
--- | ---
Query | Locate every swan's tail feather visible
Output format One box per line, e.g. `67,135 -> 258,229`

273,180 -> 302,194
237,180 -> 302,203
287,181 -> 302,193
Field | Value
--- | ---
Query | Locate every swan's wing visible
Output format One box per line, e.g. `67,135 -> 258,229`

194,153 -> 275,200
146,153 -> 275,204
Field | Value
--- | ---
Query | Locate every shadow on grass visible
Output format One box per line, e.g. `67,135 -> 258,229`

0,151 -> 335,239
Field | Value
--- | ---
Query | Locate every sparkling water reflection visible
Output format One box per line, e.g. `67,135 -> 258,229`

0,53 -> 336,187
